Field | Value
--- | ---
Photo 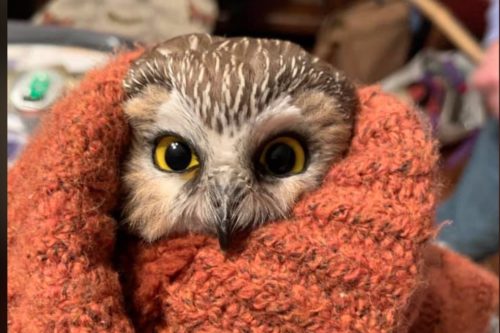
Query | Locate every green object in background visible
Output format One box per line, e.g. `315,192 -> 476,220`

24,72 -> 51,101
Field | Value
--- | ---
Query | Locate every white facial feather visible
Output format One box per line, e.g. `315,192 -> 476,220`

123,92 -> 324,240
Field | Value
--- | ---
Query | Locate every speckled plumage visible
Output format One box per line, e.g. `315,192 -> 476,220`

124,34 -> 357,134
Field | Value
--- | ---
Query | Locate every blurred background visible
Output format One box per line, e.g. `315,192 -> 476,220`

7,0 -> 499,274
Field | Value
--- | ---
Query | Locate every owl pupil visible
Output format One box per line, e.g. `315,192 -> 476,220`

166,142 -> 191,171
266,143 -> 295,175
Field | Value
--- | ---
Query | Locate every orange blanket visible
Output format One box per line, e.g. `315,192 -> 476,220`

8,51 -> 498,332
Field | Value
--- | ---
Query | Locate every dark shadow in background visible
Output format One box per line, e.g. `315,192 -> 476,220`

8,0 -> 40,20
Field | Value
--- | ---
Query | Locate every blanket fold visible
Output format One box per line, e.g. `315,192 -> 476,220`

8,50 -> 498,333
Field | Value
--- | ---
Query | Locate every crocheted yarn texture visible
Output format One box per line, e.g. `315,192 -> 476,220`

8,51 -> 499,333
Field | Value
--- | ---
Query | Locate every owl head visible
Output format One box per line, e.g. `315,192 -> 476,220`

121,34 -> 358,249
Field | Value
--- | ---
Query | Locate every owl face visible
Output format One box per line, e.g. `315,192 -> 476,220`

122,34 -> 358,249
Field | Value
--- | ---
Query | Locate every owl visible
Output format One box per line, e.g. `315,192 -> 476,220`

121,34 -> 359,250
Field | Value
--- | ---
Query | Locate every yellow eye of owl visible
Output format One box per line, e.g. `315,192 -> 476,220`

154,135 -> 199,172
259,136 -> 306,176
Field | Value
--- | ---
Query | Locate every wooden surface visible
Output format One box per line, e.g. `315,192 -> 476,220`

409,0 -> 484,63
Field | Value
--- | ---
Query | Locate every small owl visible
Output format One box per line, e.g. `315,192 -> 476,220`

121,34 -> 358,250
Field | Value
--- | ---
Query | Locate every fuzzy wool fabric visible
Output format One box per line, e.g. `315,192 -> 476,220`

8,51 -> 499,333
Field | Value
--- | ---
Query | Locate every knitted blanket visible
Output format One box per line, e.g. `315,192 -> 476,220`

8,51 -> 498,332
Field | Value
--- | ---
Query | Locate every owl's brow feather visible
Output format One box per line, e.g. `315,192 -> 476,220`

123,34 -> 357,137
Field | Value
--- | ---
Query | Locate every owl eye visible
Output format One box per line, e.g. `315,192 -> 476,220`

259,136 -> 306,176
154,135 -> 199,172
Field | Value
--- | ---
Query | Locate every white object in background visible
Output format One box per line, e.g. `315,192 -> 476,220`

10,69 -> 65,112
8,112 -> 26,133
7,44 -> 109,74
7,113 -> 28,169
380,50 -> 487,145
31,0 -> 218,44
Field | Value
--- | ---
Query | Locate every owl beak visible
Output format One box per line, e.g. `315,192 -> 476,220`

215,197 -> 233,248
213,194 -> 238,251
210,179 -> 246,251
216,222 -> 231,251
